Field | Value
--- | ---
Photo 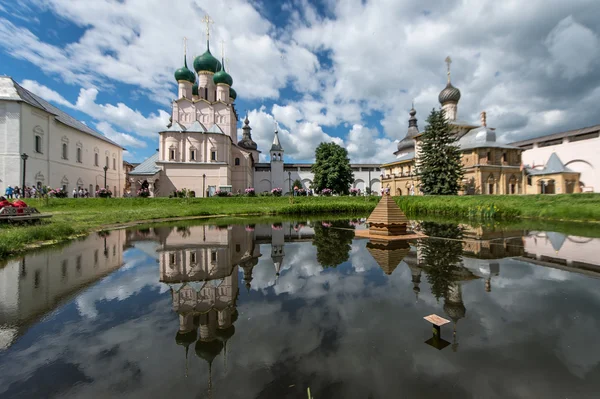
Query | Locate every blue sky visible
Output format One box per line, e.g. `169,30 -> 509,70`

1,0 -> 599,163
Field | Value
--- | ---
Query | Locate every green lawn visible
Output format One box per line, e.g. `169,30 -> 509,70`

0,194 -> 599,259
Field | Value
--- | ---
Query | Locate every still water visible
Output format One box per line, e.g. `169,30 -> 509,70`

0,218 -> 599,398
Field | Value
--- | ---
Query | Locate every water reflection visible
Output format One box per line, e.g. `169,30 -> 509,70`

1,219 -> 600,397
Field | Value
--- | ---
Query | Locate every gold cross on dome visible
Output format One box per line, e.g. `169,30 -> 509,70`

183,37 -> 187,55
202,15 -> 214,41
220,39 -> 225,59
445,56 -> 452,82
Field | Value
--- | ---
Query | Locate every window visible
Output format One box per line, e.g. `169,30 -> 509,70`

94,250 -> 99,265
486,151 -> 491,164
35,135 -> 42,153
211,151 -> 216,161
76,148 -> 82,163
169,253 -> 176,265
170,149 -> 175,161
190,252 -> 196,264
114,186 -> 117,196
539,138 -> 562,148
190,149 -> 196,161
62,143 -> 68,159
94,153 -> 99,166
570,131 -> 599,142
211,250 -> 217,262
113,158 -> 116,170
502,152 -> 507,163
527,176 -> 532,186
106,156 -> 109,167
235,157 -> 240,166
204,87 -> 208,99
236,244 -> 241,252
520,144 -> 534,150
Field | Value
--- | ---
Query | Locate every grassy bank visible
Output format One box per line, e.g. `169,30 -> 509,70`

0,194 -> 599,259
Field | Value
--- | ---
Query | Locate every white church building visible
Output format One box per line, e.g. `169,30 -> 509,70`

129,31 -> 382,197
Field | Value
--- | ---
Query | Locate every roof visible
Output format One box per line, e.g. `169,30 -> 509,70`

457,127 -> 521,151
367,195 -> 409,226
129,152 -> 161,175
0,77 -> 123,149
383,151 -> 415,167
366,240 -> 410,275
526,153 -> 575,176
510,123 -> 600,147
271,130 -> 283,151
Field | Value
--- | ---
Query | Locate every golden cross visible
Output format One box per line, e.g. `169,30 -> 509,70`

225,57 -> 230,72
202,15 -> 214,41
445,56 -> 452,83
183,37 -> 187,56
220,39 -> 225,59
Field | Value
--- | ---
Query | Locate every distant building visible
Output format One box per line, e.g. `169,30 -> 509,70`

0,77 -> 125,196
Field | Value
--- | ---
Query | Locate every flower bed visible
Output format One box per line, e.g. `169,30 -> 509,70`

48,188 -> 68,198
271,187 -> 283,197
215,190 -> 232,197
245,188 -> 255,197
321,188 -> 332,196
137,188 -> 151,198
96,188 -> 112,198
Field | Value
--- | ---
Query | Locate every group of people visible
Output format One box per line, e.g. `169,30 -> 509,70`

4,185 -> 42,199
72,188 -> 91,198
0,196 -> 28,210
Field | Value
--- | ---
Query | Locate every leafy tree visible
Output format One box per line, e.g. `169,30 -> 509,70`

419,222 -> 464,301
312,220 -> 355,267
311,142 -> 354,195
417,109 -> 464,195
292,179 -> 303,189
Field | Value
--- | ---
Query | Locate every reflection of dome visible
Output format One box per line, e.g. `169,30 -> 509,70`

231,309 -> 239,324
176,329 -> 198,346
215,325 -> 235,342
195,339 -> 224,364
438,82 -> 461,104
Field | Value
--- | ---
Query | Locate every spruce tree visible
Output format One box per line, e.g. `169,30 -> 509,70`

417,109 -> 464,195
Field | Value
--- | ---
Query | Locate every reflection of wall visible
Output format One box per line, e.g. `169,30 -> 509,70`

460,225 -> 525,260
0,231 -> 126,349
522,232 -> 600,270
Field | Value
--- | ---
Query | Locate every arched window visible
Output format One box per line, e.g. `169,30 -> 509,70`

105,156 -> 109,167
235,157 -> 240,166
35,136 -> 42,153
211,151 -> 216,161
62,143 -> 68,159
190,149 -> 196,161
204,87 -> 208,99
169,149 -> 176,161
76,147 -> 82,163
113,158 -> 116,170
94,153 -> 99,166
487,175 -> 495,195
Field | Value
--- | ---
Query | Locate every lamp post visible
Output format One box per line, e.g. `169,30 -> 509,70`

288,171 -> 291,195
203,174 -> 206,197
103,166 -> 108,188
20,153 -> 28,191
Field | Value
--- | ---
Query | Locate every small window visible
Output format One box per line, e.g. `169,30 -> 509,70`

62,143 -> 68,159
190,252 -> 196,263
204,87 -> 208,99
486,151 -> 491,163
35,135 -> 42,153
76,148 -> 82,163
169,253 -> 176,265
94,153 -> 99,166
94,250 -> 99,265
211,250 -> 217,262
235,157 -> 240,166
211,151 -> 216,161
527,176 -> 532,186
105,156 -> 109,167
113,158 -> 116,170
170,149 -> 176,161
190,150 -> 196,161
236,244 -> 241,252
502,153 -> 506,163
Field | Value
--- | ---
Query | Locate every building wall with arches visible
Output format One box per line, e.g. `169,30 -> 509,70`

0,86 -> 124,197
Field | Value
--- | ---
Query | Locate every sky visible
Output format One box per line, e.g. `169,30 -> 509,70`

1,0 -> 599,164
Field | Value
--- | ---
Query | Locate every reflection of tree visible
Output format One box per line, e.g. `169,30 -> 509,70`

312,221 -> 355,268
420,222 -> 464,301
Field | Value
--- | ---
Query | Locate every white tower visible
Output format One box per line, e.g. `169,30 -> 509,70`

271,225 -> 285,280
270,125 -> 284,191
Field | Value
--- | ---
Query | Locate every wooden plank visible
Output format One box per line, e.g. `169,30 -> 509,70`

423,314 -> 451,326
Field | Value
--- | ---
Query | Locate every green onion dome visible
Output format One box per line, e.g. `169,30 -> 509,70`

195,338 -> 223,364
213,59 -> 233,86
193,42 -> 221,73
174,56 -> 195,83
229,87 -> 237,100
192,81 -> 198,96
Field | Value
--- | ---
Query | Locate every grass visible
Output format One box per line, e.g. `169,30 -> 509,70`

0,194 -> 599,259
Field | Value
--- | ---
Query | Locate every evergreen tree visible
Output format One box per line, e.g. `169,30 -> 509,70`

312,220 -> 355,267
311,142 -> 354,195
417,109 -> 464,195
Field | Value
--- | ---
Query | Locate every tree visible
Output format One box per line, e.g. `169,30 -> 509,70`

292,179 -> 303,189
312,220 -> 355,267
417,109 -> 464,195
311,142 -> 354,195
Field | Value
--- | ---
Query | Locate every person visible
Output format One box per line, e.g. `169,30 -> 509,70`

0,196 -> 12,209
5,186 -> 13,199
78,188 -> 84,198
72,188 -> 77,198
30,186 -> 37,198
13,186 -> 20,199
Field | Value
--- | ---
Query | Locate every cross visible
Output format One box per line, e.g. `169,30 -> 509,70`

274,120 -> 279,132
220,39 -> 225,59
183,37 -> 187,56
202,15 -> 214,41
225,57 -> 230,72
445,56 -> 452,83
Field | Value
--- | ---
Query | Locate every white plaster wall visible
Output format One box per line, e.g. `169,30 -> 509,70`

521,138 -> 600,192
0,101 -> 21,193
523,233 -> 600,267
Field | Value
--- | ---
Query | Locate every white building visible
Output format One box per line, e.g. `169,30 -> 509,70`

511,124 -> 600,192
0,77 -> 125,196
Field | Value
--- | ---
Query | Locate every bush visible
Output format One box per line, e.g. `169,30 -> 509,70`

48,188 -> 68,198
321,188 -> 332,196
349,188 -> 359,196
215,190 -> 232,197
96,188 -> 112,198
245,188 -> 256,197
271,187 -> 283,197
137,188 -> 151,198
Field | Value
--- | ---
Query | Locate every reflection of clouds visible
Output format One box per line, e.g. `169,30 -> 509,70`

75,249 -> 167,319
2,231 -> 600,398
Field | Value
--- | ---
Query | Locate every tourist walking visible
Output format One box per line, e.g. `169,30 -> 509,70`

30,186 -> 37,198
5,185 -> 13,199
13,186 -> 20,199
72,188 -> 78,198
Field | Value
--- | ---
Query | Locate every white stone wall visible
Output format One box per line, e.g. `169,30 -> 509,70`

521,137 -> 600,192
0,101 -> 123,196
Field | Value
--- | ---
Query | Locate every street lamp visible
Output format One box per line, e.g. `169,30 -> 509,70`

288,171 -> 291,195
203,174 -> 206,197
103,166 -> 108,188
20,153 -> 28,190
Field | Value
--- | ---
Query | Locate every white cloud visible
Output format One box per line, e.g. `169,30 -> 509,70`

95,122 -> 147,149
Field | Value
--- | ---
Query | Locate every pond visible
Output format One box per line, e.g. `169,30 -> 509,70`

1,217 -> 600,398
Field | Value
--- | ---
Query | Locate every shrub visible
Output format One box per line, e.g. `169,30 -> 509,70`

215,190 -> 232,197
96,188 -> 112,198
271,187 -> 283,197
48,188 -> 68,198
349,188 -> 359,196
137,188 -> 151,198
245,188 -> 256,197
321,188 -> 333,196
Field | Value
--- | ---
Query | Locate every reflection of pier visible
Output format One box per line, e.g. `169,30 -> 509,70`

0,231 -> 127,350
